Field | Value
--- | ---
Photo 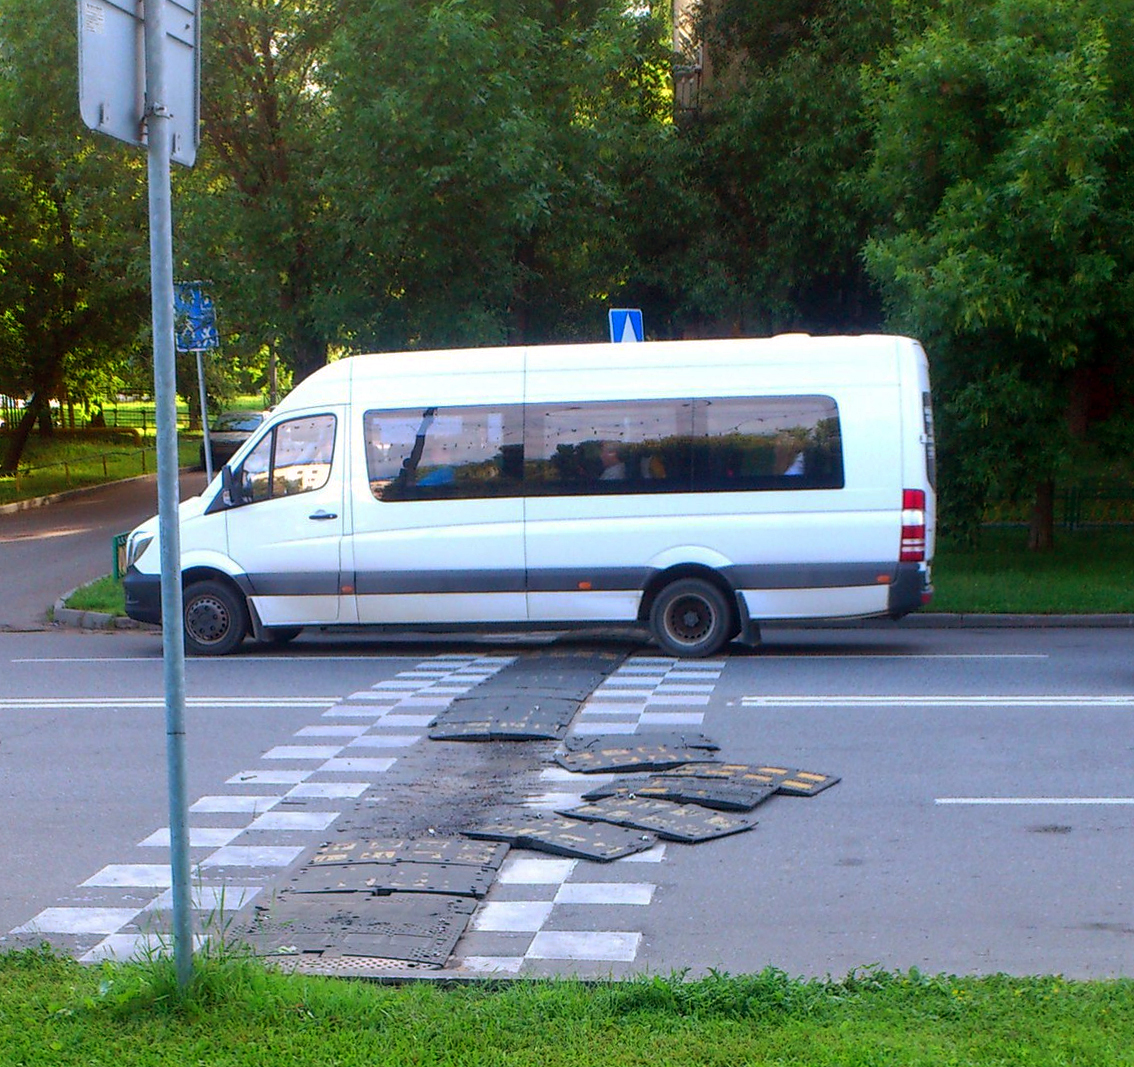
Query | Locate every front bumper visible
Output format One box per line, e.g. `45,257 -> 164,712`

123,568 -> 163,624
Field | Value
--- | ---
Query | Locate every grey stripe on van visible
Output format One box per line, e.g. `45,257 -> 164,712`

342,563 -> 895,597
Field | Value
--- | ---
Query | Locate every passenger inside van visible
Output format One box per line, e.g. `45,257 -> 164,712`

599,441 -> 626,480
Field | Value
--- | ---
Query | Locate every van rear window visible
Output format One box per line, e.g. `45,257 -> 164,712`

363,395 -> 843,502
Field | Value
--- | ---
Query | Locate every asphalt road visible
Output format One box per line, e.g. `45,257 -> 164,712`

1,625 -> 1132,978
0,471 -> 207,630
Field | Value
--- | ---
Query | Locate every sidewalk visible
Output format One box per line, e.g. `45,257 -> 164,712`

0,470 -> 207,631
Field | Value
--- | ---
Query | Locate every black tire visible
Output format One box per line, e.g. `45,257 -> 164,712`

261,626 -> 302,645
183,579 -> 249,656
649,577 -> 734,658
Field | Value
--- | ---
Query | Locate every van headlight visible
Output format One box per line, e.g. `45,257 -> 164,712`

126,532 -> 154,569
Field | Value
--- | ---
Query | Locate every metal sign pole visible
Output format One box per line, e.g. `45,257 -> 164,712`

195,350 -> 213,483
144,0 -> 194,989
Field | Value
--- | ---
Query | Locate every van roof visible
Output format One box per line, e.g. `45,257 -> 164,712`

278,334 -> 919,411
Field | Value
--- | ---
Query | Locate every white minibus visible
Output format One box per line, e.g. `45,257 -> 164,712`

123,334 -> 936,657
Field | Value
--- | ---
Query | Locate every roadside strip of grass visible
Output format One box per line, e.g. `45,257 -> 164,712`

0,436 -> 202,507
63,525 -> 1134,618
929,526 -> 1134,614
3,948 -> 1132,1067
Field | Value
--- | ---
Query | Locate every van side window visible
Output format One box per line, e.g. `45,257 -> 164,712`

362,396 -> 842,502
364,406 -> 523,501
236,414 -> 336,504
692,396 -> 843,491
524,399 -> 694,495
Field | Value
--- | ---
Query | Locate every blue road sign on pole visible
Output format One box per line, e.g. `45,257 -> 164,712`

174,282 -> 218,352
609,308 -> 644,343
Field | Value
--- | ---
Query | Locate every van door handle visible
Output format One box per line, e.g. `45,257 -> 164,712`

309,510 -> 338,521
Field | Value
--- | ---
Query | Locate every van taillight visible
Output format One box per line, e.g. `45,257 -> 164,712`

900,488 -> 926,562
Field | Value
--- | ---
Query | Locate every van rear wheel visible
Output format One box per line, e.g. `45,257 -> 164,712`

184,579 -> 249,656
649,578 -> 733,658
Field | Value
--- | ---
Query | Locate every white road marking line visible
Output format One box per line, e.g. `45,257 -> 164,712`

201,845 -> 306,867
12,907 -> 143,935
754,653 -> 1048,659
741,695 -> 1134,707
81,864 -> 173,888
139,827 -> 244,848
471,901 -> 555,933
554,883 -> 655,906
9,655 -> 428,663
0,697 -> 339,709
936,797 -> 1134,805
527,931 -> 641,962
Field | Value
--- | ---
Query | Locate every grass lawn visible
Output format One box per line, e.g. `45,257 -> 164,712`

930,526 -> 1134,614
0,434 -> 201,507
3,948 -> 1132,1067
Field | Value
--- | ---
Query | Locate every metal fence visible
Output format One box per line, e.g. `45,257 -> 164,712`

981,484 -> 1134,530
0,398 -> 191,432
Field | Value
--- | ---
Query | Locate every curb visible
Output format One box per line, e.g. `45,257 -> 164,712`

53,588 -> 156,632
789,613 -> 1134,630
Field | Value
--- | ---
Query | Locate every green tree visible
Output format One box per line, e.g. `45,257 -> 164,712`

0,0 -> 148,473
319,0 -> 675,350
175,0 -> 356,383
862,0 -> 1134,547
658,0 -> 900,337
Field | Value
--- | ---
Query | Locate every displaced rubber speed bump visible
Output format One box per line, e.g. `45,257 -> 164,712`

310,837 -> 508,869
664,762 -> 840,797
555,732 -> 720,773
429,695 -> 581,741
292,860 -> 497,898
464,814 -> 656,861
581,775 -> 777,812
561,796 -> 757,843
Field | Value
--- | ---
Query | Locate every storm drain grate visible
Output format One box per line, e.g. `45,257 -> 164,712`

245,893 -> 478,966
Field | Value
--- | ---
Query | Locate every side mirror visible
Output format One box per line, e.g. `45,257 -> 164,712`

222,464 -> 244,507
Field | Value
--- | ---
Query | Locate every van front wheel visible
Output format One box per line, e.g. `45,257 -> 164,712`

649,578 -> 733,658
184,579 -> 249,656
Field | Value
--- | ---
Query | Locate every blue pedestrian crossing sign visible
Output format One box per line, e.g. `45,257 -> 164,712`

609,308 -> 644,343
174,283 -> 219,352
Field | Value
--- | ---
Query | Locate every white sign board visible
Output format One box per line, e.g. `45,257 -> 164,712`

78,0 -> 200,166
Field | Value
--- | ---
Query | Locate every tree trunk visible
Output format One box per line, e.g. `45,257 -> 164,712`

1027,478 -> 1055,551
2,397 -> 46,473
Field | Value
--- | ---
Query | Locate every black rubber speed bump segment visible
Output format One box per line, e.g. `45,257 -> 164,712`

429,695 -> 581,741
464,814 -> 657,861
581,775 -> 777,812
310,837 -> 508,869
291,861 -> 496,898
663,762 -> 840,797
562,796 -> 757,843
555,732 -> 720,773
247,893 -> 477,965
